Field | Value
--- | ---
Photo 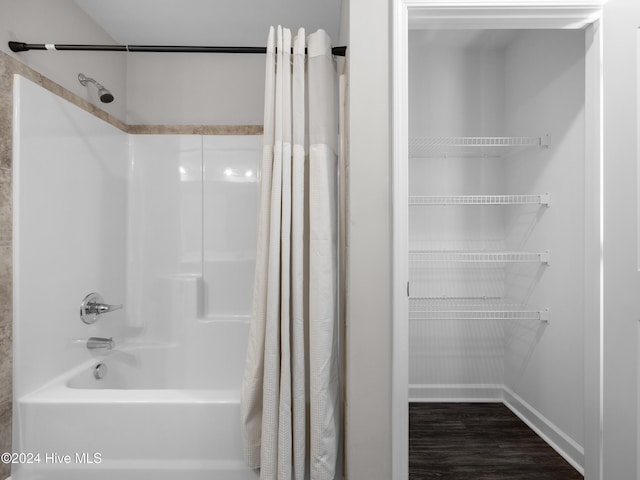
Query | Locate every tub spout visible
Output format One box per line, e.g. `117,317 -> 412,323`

87,337 -> 114,350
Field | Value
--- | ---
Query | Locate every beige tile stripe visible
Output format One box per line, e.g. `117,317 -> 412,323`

127,124 -> 263,135
0,50 -> 14,478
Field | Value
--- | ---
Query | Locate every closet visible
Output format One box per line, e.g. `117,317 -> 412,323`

407,27 -> 590,466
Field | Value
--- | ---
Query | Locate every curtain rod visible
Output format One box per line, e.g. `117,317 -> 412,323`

8,41 -> 347,57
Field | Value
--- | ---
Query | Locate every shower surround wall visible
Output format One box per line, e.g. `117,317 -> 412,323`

12,75 -> 262,478
0,3 -> 266,472
1,1 -> 128,470
127,134 -> 260,331
0,51 -> 129,479
13,75 -> 128,399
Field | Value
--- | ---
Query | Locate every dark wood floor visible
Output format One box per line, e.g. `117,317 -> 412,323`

409,403 -> 583,480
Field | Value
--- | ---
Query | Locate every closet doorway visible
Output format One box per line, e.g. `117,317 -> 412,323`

391,2 -> 604,479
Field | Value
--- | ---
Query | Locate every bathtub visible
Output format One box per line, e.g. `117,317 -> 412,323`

12,319 -> 259,480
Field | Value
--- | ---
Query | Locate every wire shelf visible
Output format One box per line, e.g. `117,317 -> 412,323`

409,135 -> 549,158
410,295 -> 503,300
410,309 -> 548,321
409,250 -> 550,264
408,302 -> 549,322
409,194 -> 550,206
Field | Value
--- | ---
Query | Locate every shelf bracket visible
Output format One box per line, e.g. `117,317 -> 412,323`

540,193 -> 551,206
539,308 -> 550,324
541,133 -> 551,148
539,250 -> 550,264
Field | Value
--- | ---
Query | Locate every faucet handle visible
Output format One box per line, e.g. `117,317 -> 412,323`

93,303 -> 123,315
80,293 -> 123,324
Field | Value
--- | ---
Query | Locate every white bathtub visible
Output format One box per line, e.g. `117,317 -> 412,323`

13,320 -> 259,480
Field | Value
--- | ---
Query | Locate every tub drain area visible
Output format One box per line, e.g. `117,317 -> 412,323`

94,362 -> 108,380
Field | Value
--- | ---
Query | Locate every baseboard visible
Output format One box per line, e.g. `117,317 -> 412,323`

409,383 -> 503,402
502,387 -> 584,475
409,383 -> 584,474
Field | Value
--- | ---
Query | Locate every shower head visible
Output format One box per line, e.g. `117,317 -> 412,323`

78,73 -> 114,103
98,88 -> 114,104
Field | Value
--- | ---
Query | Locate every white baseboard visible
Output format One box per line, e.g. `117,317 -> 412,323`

409,383 -> 503,402
502,386 -> 584,475
409,383 -> 584,474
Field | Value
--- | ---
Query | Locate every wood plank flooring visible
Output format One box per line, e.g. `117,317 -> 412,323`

409,403 -> 583,480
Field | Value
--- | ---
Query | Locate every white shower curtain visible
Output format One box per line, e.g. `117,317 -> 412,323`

240,26 -> 340,480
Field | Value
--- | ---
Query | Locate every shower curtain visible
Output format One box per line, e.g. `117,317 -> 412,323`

240,26 -> 340,480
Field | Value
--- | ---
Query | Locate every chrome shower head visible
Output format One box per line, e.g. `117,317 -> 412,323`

78,73 -> 114,103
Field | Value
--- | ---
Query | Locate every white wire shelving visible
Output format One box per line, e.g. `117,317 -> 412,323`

406,135 -> 551,324
409,308 -> 549,322
408,135 -> 550,158
409,194 -> 550,206
409,250 -> 550,264
408,300 -> 550,323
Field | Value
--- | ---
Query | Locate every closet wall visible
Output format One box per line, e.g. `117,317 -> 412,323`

408,31 -> 508,398
502,30 -> 586,445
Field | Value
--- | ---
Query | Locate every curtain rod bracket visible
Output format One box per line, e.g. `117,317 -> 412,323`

9,41 -> 29,52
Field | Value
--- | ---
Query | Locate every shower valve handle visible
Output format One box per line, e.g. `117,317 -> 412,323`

89,302 -> 123,315
80,293 -> 123,324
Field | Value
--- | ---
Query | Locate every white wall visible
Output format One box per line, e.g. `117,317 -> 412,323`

602,0 -> 640,478
13,75 -> 128,397
345,0 -> 393,478
407,35 -> 507,398
0,0 -> 267,126
125,53 -> 265,125
0,0 -> 127,121
409,32 -> 506,138
503,29 -> 586,454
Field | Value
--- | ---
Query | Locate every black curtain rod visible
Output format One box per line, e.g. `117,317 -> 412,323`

8,41 -> 347,57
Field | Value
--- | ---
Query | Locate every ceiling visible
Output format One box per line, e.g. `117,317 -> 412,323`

74,0 -> 343,47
